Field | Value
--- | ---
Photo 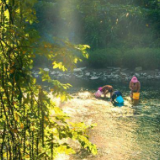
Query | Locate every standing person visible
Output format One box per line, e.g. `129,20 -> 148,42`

129,76 -> 140,98
99,85 -> 113,98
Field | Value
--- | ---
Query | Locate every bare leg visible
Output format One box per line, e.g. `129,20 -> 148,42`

110,92 -> 113,99
104,90 -> 108,97
130,91 -> 133,101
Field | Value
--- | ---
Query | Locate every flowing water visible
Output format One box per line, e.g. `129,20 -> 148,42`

45,78 -> 160,160
58,79 -> 160,160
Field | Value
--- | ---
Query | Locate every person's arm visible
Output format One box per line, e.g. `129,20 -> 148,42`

129,82 -> 132,90
137,82 -> 140,92
110,92 -> 112,99
111,93 -> 115,102
104,90 -> 108,97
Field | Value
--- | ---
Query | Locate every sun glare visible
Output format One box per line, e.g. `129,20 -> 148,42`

57,0 -> 80,43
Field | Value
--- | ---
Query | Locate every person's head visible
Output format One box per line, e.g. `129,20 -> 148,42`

131,76 -> 138,83
98,87 -> 102,91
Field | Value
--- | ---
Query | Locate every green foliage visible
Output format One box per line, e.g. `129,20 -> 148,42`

33,0 -> 160,70
86,48 -> 160,69
35,0 -> 160,49
0,0 -> 97,160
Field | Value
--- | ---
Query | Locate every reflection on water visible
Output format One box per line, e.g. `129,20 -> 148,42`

63,80 -> 160,160
132,99 -> 139,106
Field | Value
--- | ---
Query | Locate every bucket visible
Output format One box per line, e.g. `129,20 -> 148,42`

95,90 -> 102,98
133,92 -> 140,100
116,96 -> 124,103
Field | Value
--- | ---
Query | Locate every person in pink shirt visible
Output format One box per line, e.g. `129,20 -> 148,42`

129,76 -> 140,98
99,85 -> 113,98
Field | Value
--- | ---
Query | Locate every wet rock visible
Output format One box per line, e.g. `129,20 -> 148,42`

85,72 -> 90,76
147,75 -> 153,79
74,71 -> 83,75
141,73 -> 147,76
43,68 -> 50,72
97,72 -> 103,76
73,67 -> 86,72
120,72 -> 127,75
33,66 -> 160,83
155,75 -> 160,79
144,73 -> 147,76
50,71 -> 56,75
124,77 -> 129,81
128,76 -> 132,80
102,77 -> 107,80
135,67 -> 142,72
75,74 -> 83,78
135,73 -> 140,77
120,72 -> 127,78
111,72 -> 118,75
109,67 -> 121,70
106,75 -> 112,79
74,71 -> 83,78
73,68 -> 80,72
103,73 -> 107,77
58,73 -> 64,77
90,76 -> 99,80
66,73 -> 71,77
113,75 -> 119,79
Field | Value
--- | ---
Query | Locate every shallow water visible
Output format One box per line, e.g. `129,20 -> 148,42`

42,77 -> 160,160
63,80 -> 160,160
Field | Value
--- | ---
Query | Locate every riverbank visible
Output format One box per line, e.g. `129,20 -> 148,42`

33,67 -> 160,84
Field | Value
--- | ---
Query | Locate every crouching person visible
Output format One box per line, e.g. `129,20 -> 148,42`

99,85 -> 113,98
111,90 -> 124,106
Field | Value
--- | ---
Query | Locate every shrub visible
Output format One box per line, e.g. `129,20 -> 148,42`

84,48 -> 160,69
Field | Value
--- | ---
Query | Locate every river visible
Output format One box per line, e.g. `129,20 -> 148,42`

56,79 -> 160,160
39,76 -> 160,160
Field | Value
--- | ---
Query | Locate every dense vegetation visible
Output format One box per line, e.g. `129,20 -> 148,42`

0,0 -> 96,159
35,0 -> 160,69
1,0 -> 160,159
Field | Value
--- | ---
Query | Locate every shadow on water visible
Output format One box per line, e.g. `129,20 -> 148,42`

113,102 -> 124,107
132,100 -> 141,115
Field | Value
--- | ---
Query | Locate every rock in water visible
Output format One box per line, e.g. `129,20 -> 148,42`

43,68 -> 50,72
74,67 -> 86,72
90,76 -> 99,80
85,72 -> 90,76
